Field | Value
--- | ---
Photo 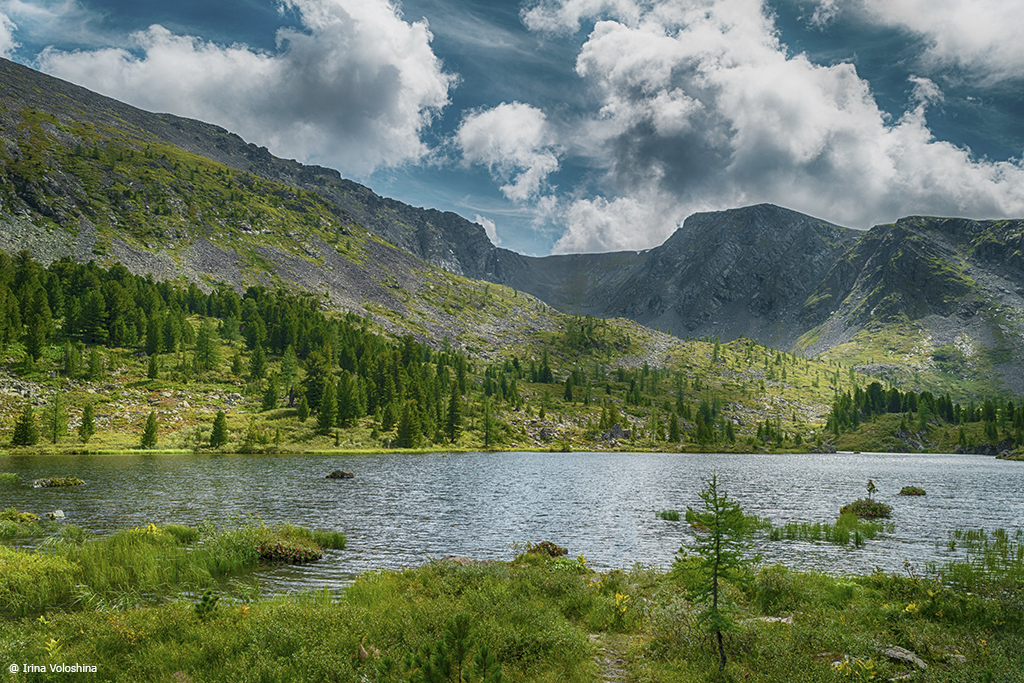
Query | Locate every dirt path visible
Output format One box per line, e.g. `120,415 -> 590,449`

590,633 -> 632,682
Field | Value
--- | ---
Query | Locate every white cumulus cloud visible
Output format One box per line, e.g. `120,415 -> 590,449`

522,0 -> 1024,252
0,11 -> 17,57
34,0 -> 456,176
809,0 -> 1024,84
456,101 -> 560,202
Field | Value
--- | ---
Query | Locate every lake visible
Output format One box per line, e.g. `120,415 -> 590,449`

2,450 -> 1022,592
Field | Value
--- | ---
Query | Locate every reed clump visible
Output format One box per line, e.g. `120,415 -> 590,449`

766,512 -> 891,547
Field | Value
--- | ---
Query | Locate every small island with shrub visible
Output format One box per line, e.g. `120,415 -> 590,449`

899,486 -> 926,496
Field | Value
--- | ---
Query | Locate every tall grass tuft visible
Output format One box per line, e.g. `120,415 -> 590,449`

765,513 -> 888,547
0,517 -> 345,615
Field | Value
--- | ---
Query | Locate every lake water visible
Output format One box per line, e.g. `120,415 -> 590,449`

2,451 -> 1022,592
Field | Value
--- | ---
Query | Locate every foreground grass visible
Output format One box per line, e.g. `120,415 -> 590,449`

0,517 -> 345,616
1,527 -> 1022,682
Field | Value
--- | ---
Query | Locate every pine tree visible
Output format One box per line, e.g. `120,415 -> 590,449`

86,347 -> 103,380
445,382 -> 462,443
147,354 -> 160,380
677,475 -> 755,673
249,344 -> 267,381
141,411 -> 159,449
78,403 -> 95,443
44,392 -> 68,444
280,345 -> 298,398
395,401 -> 421,448
261,374 -> 279,412
668,412 -> 681,442
194,319 -> 219,372
316,380 -> 338,435
481,399 -> 498,448
230,349 -> 243,376
209,410 -> 229,448
297,395 -> 310,422
11,404 -> 39,446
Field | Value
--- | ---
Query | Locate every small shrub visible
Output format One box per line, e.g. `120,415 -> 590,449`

899,486 -> 926,496
527,541 -> 567,557
194,589 -> 220,621
840,498 -> 892,519
0,473 -> 17,484
256,541 -> 323,564
659,510 -> 681,521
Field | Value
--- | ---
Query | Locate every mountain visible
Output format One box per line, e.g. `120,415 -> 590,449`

798,215 -> 1024,395
1,58 -> 1023,398
499,204 -> 862,348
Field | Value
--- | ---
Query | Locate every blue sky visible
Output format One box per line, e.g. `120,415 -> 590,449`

2,0 -> 1023,255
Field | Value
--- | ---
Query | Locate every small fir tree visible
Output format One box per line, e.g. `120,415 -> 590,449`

44,392 -> 68,444
677,475 -> 755,673
141,411 -> 159,449
86,347 -> 103,380
261,374 -> 279,412
249,344 -> 267,381
230,349 -> 243,376
668,412 -> 681,442
78,403 -> 95,443
11,404 -> 40,446
297,395 -> 310,423
316,381 -> 338,435
209,410 -> 229,448
147,354 -> 159,380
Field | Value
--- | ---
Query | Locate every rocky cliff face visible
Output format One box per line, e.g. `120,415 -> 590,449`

498,204 -> 862,348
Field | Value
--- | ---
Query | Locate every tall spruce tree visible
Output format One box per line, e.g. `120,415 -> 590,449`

11,404 -> 39,446
316,380 -> 338,435
395,401 -> 421,448
445,382 -> 462,443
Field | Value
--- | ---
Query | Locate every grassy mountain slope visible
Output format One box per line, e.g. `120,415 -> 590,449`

798,216 -> 1024,398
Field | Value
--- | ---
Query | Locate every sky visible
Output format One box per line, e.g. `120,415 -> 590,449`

2,0 -> 1024,255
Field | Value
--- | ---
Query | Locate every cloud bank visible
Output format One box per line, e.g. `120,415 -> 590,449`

34,0 -> 455,175
519,0 -> 1024,253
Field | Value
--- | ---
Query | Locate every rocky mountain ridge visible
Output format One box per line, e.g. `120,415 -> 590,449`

1,58 -> 1023,395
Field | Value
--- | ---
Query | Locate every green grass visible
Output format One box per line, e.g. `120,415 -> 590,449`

765,512 -> 891,547
0,517 -> 346,615
1,533 -> 1021,682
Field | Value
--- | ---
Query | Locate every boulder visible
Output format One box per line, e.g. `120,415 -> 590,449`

326,470 -> 355,479
46,510 -> 66,519
876,645 -> 927,670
